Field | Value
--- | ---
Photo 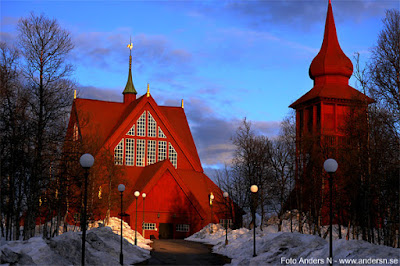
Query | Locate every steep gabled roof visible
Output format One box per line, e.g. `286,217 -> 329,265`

72,92 -> 203,171
73,98 -> 128,145
160,106 -> 202,170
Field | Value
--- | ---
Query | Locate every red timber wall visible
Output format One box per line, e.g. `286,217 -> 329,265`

125,171 -> 204,239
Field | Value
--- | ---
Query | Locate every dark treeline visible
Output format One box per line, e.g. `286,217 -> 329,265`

1,13 -> 131,241
216,9 -> 399,248
0,13 -> 75,240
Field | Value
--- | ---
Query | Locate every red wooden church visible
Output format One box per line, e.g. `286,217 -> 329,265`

289,0 -> 374,223
66,45 -> 234,239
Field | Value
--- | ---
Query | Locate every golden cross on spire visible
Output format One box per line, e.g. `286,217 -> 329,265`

127,36 -> 133,57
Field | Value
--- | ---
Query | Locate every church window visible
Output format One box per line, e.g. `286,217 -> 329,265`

125,138 -> 135,166
168,143 -> 177,168
136,139 -> 145,166
158,141 -> 167,162
147,140 -> 156,165
127,124 -> 135,136
176,224 -> 189,232
98,186 -> 102,199
148,112 -> 157,137
219,219 -> 233,228
158,127 -> 166,138
73,123 -> 79,141
137,111 -> 146,137
143,223 -> 156,230
114,139 -> 124,165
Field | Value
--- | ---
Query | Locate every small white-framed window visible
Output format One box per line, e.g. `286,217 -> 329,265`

176,224 -> 189,232
168,143 -> 177,168
158,127 -> 166,138
137,111 -> 146,137
158,141 -> 167,162
114,139 -> 124,165
147,140 -> 156,165
148,112 -> 157,138
125,138 -> 135,166
143,223 -> 157,231
127,124 -> 135,136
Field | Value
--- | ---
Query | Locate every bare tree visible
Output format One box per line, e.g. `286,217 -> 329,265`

231,118 -> 273,229
0,42 -> 31,240
17,13 -> 74,239
368,9 -> 400,125
268,115 -> 296,231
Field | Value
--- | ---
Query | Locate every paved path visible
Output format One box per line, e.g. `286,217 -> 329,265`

136,239 -> 231,265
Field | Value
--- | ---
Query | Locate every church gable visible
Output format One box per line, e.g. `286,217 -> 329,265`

144,171 -> 200,214
106,96 -> 198,171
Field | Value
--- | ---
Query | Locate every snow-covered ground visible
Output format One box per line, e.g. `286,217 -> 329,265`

0,217 -> 151,265
186,223 -> 400,265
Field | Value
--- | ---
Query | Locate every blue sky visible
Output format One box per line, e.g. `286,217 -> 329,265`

1,0 -> 398,172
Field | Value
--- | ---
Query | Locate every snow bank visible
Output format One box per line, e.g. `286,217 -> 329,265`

1,218 -> 151,265
93,217 -> 152,250
187,224 -> 399,266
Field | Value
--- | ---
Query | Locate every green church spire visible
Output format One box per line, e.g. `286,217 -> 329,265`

123,39 -> 137,95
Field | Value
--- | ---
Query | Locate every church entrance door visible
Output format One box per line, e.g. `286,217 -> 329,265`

159,223 -> 173,239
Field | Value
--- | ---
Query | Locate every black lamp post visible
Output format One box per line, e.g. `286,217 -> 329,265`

223,191 -> 229,245
142,193 -> 146,238
118,184 -> 125,265
134,190 -> 140,245
324,158 -> 338,266
79,153 -> 94,266
250,185 -> 258,257
209,192 -> 214,233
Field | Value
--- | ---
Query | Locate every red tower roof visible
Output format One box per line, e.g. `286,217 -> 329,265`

290,1 -> 374,108
309,0 -> 353,80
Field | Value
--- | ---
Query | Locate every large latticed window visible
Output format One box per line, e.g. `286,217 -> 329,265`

158,141 -> 167,162
127,125 -> 135,136
125,139 -> 135,166
143,223 -> 156,230
176,224 -> 189,232
158,127 -> 166,138
147,140 -> 156,165
136,139 -> 145,166
169,143 -> 177,168
147,112 -> 157,138
137,112 -> 146,137
118,109 -> 179,168
114,139 -> 124,165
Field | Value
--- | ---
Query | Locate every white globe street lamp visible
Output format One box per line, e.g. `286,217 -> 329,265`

223,192 -> 229,245
209,192 -> 215,233
134,191 -> 140,245
250,185 -> 258,257
324,158 -> 338,266
79,153 -> 94,266
142,193 -> 146,238
117,184 -> 125,265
